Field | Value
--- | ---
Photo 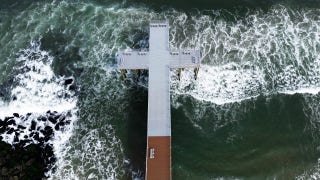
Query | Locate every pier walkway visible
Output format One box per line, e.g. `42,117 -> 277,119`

118,21 -> 200,180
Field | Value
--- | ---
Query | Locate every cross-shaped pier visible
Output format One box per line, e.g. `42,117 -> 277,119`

118,21 -> 200,180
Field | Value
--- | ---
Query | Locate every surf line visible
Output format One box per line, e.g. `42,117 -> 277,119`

118,21 -> 201,180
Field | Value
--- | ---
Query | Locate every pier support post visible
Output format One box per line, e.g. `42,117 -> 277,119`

178,68 -> 182,81
134,69 -> 140,79
120,69 -> 127,80
194,67 -> 199,80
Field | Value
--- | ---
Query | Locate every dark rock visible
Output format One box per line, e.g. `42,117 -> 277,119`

30,121 -> 36,130
40,129 -> 44,134
44,126 -> 53,133
0,141 -> 47,179
19,115 -> 25,120
65,120 -> 71,125
38,137 -> 45,145
49,156 -> 56,164
18,125 -> 26,129
14,135 -> 19,143
67,111 -> 72,116
33,133 -> 40,142
43,126 -> 54,141
30,132 -> 35,137
12,95 -> 17,101
24,135 -> 28,139
48,116 -> 57,124
59,121 -> 65,127
54,124 -> 60,131
26,113 -> 32,116
64,78 -> 73,85
20,65 -> 31,73
13,113 -> 19,118
0,127 -> 5,134
69,84 -> 76,91
43,144 -> 54,163
41,116 -> 47,121
53,114 -> 60,120
22,116 -> 28,122
7,119 -> 16,126
19,140 -> 30,147
7,128 -> 14,134
4,116 -> 14,121
46,110 -> 51,114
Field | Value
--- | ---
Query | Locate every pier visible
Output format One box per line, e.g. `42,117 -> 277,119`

118,21 -> 200,180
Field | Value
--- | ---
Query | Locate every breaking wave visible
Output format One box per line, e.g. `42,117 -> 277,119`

1,1 -> 320,179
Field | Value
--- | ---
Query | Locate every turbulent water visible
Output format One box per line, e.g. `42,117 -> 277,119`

1,0 -> 320,179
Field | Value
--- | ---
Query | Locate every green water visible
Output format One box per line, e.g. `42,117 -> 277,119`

172,94 -> 320,179
1,0 -> 320,179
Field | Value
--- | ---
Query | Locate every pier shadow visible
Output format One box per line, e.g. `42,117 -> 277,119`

123,85 -> 148,178
124,0 -> 320,11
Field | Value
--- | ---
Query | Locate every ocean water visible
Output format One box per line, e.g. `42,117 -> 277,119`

1,0 -> 320,179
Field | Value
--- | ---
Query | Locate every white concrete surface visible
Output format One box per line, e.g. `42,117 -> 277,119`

118,21 -> 200,136
148,21 -> 171,136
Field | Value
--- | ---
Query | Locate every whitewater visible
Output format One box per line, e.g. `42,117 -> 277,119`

0,1 -> 320,179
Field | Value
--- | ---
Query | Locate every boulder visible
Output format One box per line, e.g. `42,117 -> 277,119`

69,84 -> 76,91
19,140 -> 31,147
33,133 -> 40,142
64,78 -> 73,85
59,121 -> 65,127
30,121 -> 36,131
18,125 -> 26,130
13,113 -> 19,118
43,144 -> 54,163
4,116 -> 14,121
54,124 -> 60,131
0,127 -> 5,134
7,119 -> 16,126
41,116 -> 47,122
14,135 -> 19,143
48,116 -> 57,124
7,128 -> 14,134
43,126 -> 54,141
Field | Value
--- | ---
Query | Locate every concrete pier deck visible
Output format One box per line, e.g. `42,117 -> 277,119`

118,21 -> 200,180
145,21 -> 171,180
